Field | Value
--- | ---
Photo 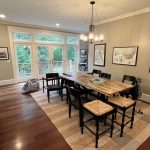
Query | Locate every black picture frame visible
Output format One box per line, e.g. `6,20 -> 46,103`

112,46 -> 138,66
93,43 -> 106,67
0,47 -> 9,60
80,49 -> 88,58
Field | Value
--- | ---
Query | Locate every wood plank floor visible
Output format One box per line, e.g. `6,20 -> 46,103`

0,84 -> 71,150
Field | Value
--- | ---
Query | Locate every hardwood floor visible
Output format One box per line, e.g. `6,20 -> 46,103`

0,84 -> 71,150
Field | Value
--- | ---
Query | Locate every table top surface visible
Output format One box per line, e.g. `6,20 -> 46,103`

60,72 -> 133,96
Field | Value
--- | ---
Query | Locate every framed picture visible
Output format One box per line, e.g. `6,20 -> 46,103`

0,47 -> 9,60
80,49 -> 88,58
80,58 -> 88,64
93,43 -> 106,66
112,46 -> 138,66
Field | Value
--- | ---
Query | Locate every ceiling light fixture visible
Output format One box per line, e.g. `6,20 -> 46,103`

0,14 -> 6,19
56,23 -> 60,27
80,1 -> 104,44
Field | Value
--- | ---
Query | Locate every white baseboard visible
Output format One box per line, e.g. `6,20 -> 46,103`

140,93 -> 150,103
0,79 -> 17,86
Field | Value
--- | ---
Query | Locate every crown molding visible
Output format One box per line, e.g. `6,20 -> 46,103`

95,7 -> 150,25
0,20 -> 82,34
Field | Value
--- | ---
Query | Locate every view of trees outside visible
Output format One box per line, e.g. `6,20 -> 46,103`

13,32 -> 31,42
67,47 -> 76,72
37,46 -> 50,75
16,45 -> 32,76
53,47 -> 63,73
35,35 -> 63,43
13,32 -> 78,77
67,37 -> 78,45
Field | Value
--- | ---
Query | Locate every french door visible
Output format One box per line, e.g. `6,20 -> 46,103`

14,44 -> 77,81
36,45 -> 64,78
15,44 -> 33,80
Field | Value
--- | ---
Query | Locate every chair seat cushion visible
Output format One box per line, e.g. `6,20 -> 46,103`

47,85 -> 62,91
108,96 -> 135,108
84,100 -> 113,116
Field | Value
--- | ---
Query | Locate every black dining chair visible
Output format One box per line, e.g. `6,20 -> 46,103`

121,74 -> 143,114
66,85 -> 90,126
101,72 -> 111,79
89,69 -> 101,77
46,73 -> 63,103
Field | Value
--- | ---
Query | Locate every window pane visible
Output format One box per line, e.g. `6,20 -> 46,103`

53,47 -> 63,73
13,32 -> 31,42
37,46 -> 50,75
67,36 -> 78,45
16,45 -> 32,77
67,47 -> 76,72
34,35 -> 64,44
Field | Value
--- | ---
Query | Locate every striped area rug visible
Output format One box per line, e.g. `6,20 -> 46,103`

31,90 -> 150,150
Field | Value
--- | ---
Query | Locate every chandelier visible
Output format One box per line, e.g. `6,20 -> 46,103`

80,1 -> 104,44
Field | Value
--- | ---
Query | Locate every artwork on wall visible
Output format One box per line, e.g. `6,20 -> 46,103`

0,47 -> 9,60
93,43 -> 106,66
112,46 -> 138,66
80,49 -> 88,58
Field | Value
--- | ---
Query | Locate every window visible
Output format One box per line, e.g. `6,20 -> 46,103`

15,45 -> 32,77
67,47 -> 76,72
67,36 -> 78,45
13,32 -> 31,42
34,35 -> 64,44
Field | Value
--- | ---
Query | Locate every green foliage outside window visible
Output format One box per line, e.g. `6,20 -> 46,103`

67,37 -> 78,45
37,46 -> 49,63
35,35 -> 63,43
67,47 -> 76,62
13,32 -> 31,42
53,47 -> 62,61
16,45 -> 31,63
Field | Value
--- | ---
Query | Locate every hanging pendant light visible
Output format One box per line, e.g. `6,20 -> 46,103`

80,1 -> 104,44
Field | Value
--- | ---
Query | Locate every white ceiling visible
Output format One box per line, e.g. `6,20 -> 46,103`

0,0 -> 150,32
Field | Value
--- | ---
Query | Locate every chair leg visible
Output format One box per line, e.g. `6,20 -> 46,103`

81,109 -> 84,134
43,79 -> 44,93
104,115 -> 107,126
47,90 -> 50,103
95,117 -> 99,148
69,104 -> 71,118
130,103 -> 136,129
120,109 -> 126,137
114,108 -> 117,119
110,110 -> 115,138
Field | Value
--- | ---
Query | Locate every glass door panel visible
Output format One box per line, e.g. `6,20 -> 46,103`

15,45 -> 32,78
37,45 -> 50,75
52,47 -> 63,73
67,47 -> 76,72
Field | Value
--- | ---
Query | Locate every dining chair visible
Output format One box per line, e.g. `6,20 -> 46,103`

46,73 -> 63,103
66,85 -> 90,126
108,95 -> 136,137
101,72 -> 111,79
90,69 -> 101,77
81,100 -> 115,148
121,74 -> 143,114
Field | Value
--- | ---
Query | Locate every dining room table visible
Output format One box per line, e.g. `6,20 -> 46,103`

59,72 -> 134,99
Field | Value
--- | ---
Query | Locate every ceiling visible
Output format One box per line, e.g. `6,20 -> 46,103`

0,0 -> 150,32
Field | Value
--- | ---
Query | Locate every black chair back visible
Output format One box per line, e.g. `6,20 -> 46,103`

122,75 -> 136,85
101,73 -> 111,79
122,75 -> 138,100
66,85 -> 82,107
92,69 -> 101,77
46,73 -> 60,86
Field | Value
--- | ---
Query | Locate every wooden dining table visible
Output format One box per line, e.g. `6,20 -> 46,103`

60,72 -> 133,97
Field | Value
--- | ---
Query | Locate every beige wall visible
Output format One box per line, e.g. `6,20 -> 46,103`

88,12 -> 150,95
0,24 -> 14,80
